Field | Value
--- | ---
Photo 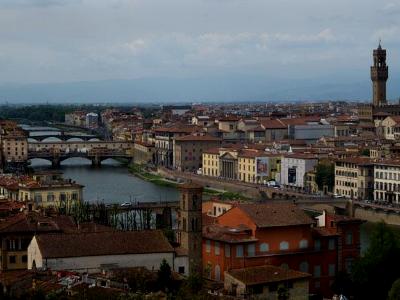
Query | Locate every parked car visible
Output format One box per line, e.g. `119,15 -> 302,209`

333,194 -> 344,199
120,202 -> 131,207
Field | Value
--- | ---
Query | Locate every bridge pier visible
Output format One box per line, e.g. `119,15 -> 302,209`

91,156 -> 101,167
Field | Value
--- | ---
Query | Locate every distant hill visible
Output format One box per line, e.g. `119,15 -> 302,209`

1,73 -> 400,104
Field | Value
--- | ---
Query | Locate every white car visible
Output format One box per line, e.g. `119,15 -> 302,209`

120,202 -> 131,207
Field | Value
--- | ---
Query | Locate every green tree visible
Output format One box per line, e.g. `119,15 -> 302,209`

388,278 -> 400,300
157,259 -> 172,291
360,148 -> 370,156
351,222 -> 400,299
277,285 -> 290,300
315,162 -> 334,192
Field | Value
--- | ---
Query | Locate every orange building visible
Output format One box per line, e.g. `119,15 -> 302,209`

202,203 -> 363,298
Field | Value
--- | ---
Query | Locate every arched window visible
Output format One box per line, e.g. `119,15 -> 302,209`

299,261 -> 309,273
259,243 -> 269,252
299,239 -> 308,249
280,241 -> 289,250
215,265 -> 221,281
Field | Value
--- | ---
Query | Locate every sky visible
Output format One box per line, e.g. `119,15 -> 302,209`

1,0 -> 400,102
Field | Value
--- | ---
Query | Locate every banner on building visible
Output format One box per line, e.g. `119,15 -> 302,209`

256,157 -> 269,177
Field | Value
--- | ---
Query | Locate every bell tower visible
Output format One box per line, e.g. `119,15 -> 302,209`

178,182 -> 203,276
371,41 -> 388,107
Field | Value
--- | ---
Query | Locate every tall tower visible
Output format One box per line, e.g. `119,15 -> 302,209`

178,182 -> 203,276
371,42 -> 388,107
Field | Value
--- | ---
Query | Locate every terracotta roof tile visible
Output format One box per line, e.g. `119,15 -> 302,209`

36,230 -> 174,258
227,265 -> 311,286
237,203 -> 314,228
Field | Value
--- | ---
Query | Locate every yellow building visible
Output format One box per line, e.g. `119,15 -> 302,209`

18,180 -> 83,209
202,148 -> 221,177
203,148 -> 281,184
238,150 -> 281,184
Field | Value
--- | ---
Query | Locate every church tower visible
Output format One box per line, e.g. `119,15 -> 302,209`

178,182 -> 203,276
371,42 -> 388,107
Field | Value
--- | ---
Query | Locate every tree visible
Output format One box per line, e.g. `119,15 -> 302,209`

315,162 -> 334,192
351,222 -> 400,300
277,285 -> 290,300
388,278 -> 400,300
360,149 -> 370,156
157,259 -> 172,291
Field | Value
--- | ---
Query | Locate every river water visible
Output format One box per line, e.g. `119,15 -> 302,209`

30,158 -> 179,204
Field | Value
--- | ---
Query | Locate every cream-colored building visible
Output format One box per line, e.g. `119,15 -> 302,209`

334,158 -> 374,200
18,181 -> 83,209
0,121 -> 28,164
374,161 -> 400,203
334,159 -> 359,199
224,265 -> 310,300
380,116 -> 400,140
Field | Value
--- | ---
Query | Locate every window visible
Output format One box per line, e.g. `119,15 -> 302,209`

346,232 -> 353,245
22,255 -> 27,263
47,193 -> 54,202
178,266 -> 185,274
345,257 -> 354,273
279,241 -> 289,250
215,241 -> 220,256
215,265 -> 221,281
314,265 -> 321,278
299,261 -> 309,273
314,239 -> 321,251
247,244 -> 255,257
60,193 -> 67,202
9,256 -> 16,264
299,239 -> 308,249
328,238 -> 335,250
34,193 -> 42,203
236,245 -> 243,257
72,192 -> 78,201
8,240 -> 16,251
225,244 -> 230,257
259,243 -> 269,252
206,240 -> 211,253
329,264 -> 336,276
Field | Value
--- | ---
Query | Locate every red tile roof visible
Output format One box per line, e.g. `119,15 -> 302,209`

227,265 -> 311,286
237,203 -> 314,228
35,230 -> 174,258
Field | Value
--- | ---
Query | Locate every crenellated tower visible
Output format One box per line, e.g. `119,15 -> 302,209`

371,42 -> 388,107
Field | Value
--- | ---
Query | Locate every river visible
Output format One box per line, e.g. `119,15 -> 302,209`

30,158 -> 179,204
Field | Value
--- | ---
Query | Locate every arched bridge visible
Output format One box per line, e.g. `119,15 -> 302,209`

28,132 -> 99,142
28,141 -> 133,167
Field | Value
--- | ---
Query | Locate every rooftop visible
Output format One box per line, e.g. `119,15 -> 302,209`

227,265 -> 310,286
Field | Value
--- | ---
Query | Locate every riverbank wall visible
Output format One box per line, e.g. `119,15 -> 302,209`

157,167 -> 264,200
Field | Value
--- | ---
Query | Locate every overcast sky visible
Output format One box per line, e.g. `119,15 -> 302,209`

0,0 -> 400,100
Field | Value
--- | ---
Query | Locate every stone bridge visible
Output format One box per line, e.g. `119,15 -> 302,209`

28,141 -> 133,167
28,132 -> 99,142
